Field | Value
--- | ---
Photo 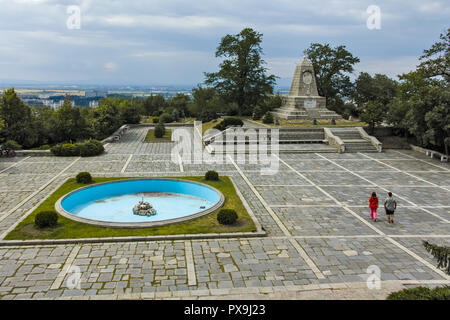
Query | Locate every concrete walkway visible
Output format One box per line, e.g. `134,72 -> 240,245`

0,126 -> 449,299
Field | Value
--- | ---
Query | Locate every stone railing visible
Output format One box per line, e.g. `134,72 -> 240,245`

410,144 -> 449,162
323,127 -> 345,153
357,127 -> 382,152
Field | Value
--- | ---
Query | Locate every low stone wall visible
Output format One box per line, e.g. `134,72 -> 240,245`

323,128 -> 344,153
15,150 -> 51,157
410,144 -> 448,162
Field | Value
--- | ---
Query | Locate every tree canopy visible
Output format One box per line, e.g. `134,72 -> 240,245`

305,43 -> 360,114
204,28 -> 277,116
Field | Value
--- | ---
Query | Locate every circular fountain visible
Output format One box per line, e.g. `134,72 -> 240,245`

55,178 -> 224,228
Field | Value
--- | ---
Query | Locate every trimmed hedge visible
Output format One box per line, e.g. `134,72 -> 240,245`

77,140 -> 104,157
205,170 -> 219,181
152,116 -> 159,123
76,172 -> 92,184
217,209 -> 238,225
387,286 -> 450,300
51,139 -> 104,157
214,117 -> 243,131
35,211 -> 58,228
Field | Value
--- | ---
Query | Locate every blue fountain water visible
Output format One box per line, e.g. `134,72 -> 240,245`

61,179 -> 221,223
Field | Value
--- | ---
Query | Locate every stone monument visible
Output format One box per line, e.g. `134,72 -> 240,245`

272,51 -> 342,120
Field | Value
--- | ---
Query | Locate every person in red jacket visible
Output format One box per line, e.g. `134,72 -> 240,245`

369,192 -> 378,221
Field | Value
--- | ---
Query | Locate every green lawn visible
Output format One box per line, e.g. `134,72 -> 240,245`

5,176 -> 256,240
200,120 -> 222,135
143,129 -> 172,142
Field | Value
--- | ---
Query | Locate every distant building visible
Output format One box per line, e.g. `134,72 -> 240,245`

89,100 -> 98,108
85,90 -> 108,98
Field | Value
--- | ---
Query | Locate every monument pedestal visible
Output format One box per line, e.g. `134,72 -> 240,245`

272,53 -> 342,121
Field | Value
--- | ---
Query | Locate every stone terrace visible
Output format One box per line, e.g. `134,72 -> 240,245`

0,126 -> 449,300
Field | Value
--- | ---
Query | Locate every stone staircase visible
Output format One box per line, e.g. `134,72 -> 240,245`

203,127 -> 335,154
203,126 -> 381,154
330,128 -> 379,152
271,107 -> 342,120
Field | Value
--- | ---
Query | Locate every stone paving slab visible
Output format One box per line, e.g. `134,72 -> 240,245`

0,127 -> 449,300
256,186 -> 335,206
67,161 -> 126,173
22,157 -> 78,163
0,192 -> 34,212
423,207 -> 450,220
192,238 -> 316,289
351,207 -> 450,235
357,171 -> 434,186
404,171 -> 450,186
244,171 -> 312,186
279,153 -> 324,160
5,162 -> 70,174
320,186 -> 387,206
380,159 -> 446,172
394,237 -> 450,268
333,160 -> 395,172
284,160 -> 346,172
125,161 -> 180,172
272,207 -> 378,236
0,174 -> 55,190
297,237 -> 444,282
300,171 -> 368,186
388,186 -> 450,206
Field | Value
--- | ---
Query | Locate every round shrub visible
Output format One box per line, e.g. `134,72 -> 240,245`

3,140 -> 22,150
152,116 -> 159,123
262,112 -> 274,124
35,211 -> 58,228
154,123 -> 166,138
76,171 -> 92,184
205,170 -> 219,181
217,209 -> 238,225
78,139 -> 104,157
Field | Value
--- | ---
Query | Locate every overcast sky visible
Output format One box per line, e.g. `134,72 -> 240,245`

0,0 -> 448,87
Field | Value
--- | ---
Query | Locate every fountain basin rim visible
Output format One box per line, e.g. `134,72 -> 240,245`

54,178 -> 225,228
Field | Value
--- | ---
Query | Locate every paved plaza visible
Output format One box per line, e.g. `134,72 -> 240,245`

0,126 -> 449,300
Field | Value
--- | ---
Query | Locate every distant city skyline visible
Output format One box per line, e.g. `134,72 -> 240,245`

0,0 -> 448,86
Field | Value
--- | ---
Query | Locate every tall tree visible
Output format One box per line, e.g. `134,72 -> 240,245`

54,96 -> 88,142
204,28 -> 277,116
353,72 -> 398,132
305,43 -> 360,114
91,98 -> 122,139
418,28 -> 449,83
0,88 -> 37,147
143,95 -> 166,116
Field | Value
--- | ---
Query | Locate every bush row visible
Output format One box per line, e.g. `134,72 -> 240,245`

51,139 -> 104,157
387,286 -> 450,300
